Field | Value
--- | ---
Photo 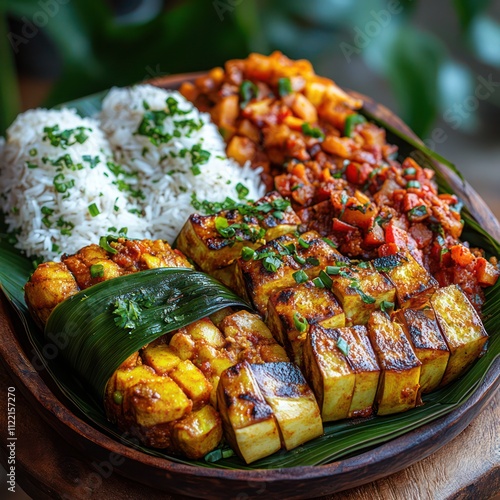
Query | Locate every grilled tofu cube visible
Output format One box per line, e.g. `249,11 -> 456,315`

235,230 -> 348,315
217,361 -> 282,464
430,285 -> 488,387
171,405 -> 223,459
141,344 -> 181,375
176,211 -> 263,273
211,262 -> 239,291
303,325 -> 355,421
394,308 -> 450,393
367,311 -> 421,415
338,326 -> 380,418
219,310 -> 289,363
255,191 -> 301,241
250,363 -> 323,450
267,281 -> 345,368
373,252 -> 438,308
329,262 -> 395,325
169,360 -> 212,409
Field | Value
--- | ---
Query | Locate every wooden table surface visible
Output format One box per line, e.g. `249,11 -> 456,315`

0,360 -> 498,500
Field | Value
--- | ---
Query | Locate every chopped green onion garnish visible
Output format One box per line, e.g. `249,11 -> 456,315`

29,148 -> 37,156
322,237 -> 337,248
88,203 -> 100,217
319,270 -> 333,288
262,255 -> 282,272
240,80 -> 258,108
298,237 -> 310,249
241,246 -> 255,261
380,300 -> 394,313
293,269 -> 308,284
278,77 -> 293,97
294,254 -> 306,265
236,183 -> 249,200
293,312 -> 309,333
301,122 -> 325,140
337,336 -> 349,356
403,167 -> 416,176
407,180 -> 421,189
344,113 -> 366,137
305,256 -> 320,266
326,266 -> 341,275
312,277 -> 325,288
90,264 -> 105,278
408,205 -> 428,219
99,236 -> 118,254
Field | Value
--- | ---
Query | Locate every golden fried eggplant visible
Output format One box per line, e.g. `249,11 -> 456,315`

367,311 -> 422,415
394,307 -> 450,393
176,192 -> 300,273
267,280 -> 345,368
328,262 -> 395,325
373,252 -> 438,309
430,285 -> 488,386
235,230 -> 348,315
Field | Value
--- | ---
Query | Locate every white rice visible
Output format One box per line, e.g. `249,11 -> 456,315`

0,108 -> 145,261
0,85 -> 264,261
99,85 -> 264,240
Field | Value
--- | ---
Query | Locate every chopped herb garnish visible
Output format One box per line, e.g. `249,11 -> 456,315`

291,183 -> 303,191
51,243 -> 60,253
293,312 -> 309,333
407,205 -> 428,220
293,269 -> 309,284
41,206 -> 54,216
326,265 -> 341,275
319,270 -> 333,288
262,255 -> 282,272
88,203 -> 100,217
82,155 -> 100,169
344,113 -> 366,137
113,297 -> 142,330
403,167 -> 416,176
241,246 -> 255,261
29,148 -> 37,156
236,183 -> 249,200
349,280 -> 376,304
204,448 -> 235,463
99,236 -> 118,254
43,124 -> 90,149
322,237 -> 337,248
298,237 -> 310,249
278,77 -> 292,97
407,180 -> 421,189
337,336 -> 349,356
305,256 -> 320,266
313,277 -> 325,288
90,264 -> 105,278
53,174 -> 75,193
301,122 -> 325,140
240,80 -> 259,108
294,254 -> 306,265
380,300 -> 394,313
27,162 -> 38,169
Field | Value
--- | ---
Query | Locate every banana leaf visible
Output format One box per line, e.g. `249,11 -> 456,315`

0,91 -> 499,470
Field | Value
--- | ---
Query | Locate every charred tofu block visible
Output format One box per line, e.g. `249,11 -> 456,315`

329,262 -> 395,325
430,285 -> 488,387
250,363 -> 323,450
303,325 -> 355,421
217,361 -> 282,464
176,193 -> 300,273
394,307 -> 450,393
235,230 -> 348,315
219,310 -> 289,363
176,211 -> 263,273
267,281 -> 345,368
338,326 -> 381,418
373,252 -> 438,308
367,311 -> 422,415
255,191 -> 301,241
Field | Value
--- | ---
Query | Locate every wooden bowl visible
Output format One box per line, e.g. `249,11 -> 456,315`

1,74 -> 499,499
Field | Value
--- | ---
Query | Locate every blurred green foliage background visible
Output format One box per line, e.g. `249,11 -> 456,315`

1,0 -> 499,140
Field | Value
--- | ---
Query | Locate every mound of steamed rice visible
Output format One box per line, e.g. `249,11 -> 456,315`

0,86 -> 264,261
99,85 -> 264,239
0,108 -> 145,261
